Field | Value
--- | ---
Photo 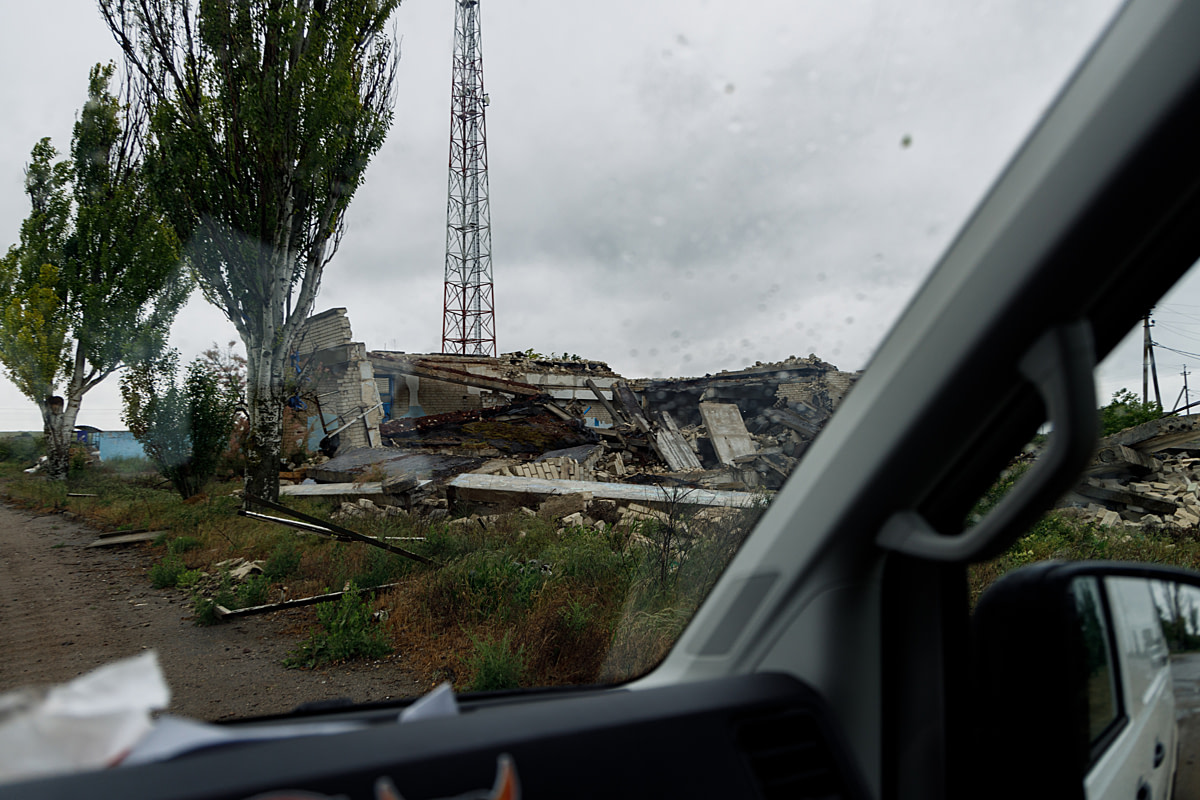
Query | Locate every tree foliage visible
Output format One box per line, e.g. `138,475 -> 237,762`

0,64 -> 189,478
121,350 -> 239,498
99,0 -> 400,501
1099,388 -> 1162,437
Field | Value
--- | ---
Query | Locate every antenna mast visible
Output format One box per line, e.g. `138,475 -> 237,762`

442,0 -> 496,356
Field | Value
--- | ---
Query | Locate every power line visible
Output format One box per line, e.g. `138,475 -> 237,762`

1153,340 -> 1200,360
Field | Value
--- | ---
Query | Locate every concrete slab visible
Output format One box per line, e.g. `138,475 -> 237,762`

447,473 -> 760,509
308,448 -> 483,484
700,402 -> 757,466
280,481 -> 432,498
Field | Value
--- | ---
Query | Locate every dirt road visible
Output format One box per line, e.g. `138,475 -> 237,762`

0,503 -> 423,721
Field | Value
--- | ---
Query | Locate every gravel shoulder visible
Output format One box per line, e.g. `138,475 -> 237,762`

0,501 -> 423,721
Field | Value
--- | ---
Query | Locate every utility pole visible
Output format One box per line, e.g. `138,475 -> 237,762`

1184,365 -> 1191,411
441,0 -> 496,357
1143,313 -> 1162,408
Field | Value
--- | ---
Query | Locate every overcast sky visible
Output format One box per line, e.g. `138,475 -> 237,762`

0,0 -> 1186,431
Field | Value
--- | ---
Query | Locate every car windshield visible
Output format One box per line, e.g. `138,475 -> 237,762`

0,0 -> 1125,719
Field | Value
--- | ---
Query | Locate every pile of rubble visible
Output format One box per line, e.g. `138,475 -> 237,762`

1057,415 -> 1200,530
279,353 -> 858,525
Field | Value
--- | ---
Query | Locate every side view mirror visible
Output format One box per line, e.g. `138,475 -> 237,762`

971,560 -> 1198,800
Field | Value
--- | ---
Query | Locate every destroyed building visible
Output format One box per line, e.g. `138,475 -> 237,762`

1055,414 -> 1200,531
289,308 -> 862,520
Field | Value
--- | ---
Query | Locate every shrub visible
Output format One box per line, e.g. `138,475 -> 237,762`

285,583 -> 391,668
263,539 -> 302,580
149,556 -> 187,588
0,434 -> 44,464
467,632 -> 525,692
176,568 -> 203,589
237,574 -> 269,607
192,596 -> 221,626
120,350 -> 240,499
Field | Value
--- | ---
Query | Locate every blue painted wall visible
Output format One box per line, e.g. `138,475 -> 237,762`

93,431 -> 147,461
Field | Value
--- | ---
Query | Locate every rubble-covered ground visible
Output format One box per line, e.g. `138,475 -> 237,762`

1055,415 -> 1200,529
287,355 -> 861,521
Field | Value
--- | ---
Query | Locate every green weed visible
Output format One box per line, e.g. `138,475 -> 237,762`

237,574 -> 269,607
285,583 -> 391,669
167,535 -> 202,555
467,632 -> 525,692
149,556 -> 187,588
176,568 -> 203,589
559,598 -> 597,633
192,596 -> 221,626
263,539 -> 302,580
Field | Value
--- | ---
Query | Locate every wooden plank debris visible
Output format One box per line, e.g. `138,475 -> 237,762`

699,402 -> 757,466
87,530 -> 166,547
447,473 -> 760,509
215,582 -> 400,619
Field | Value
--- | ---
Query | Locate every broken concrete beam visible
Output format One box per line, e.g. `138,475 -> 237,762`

1072,483 -> 1179,515
1086,444 -> 1160,477
280,481 -> 431,501
699,402 -> 758,466
651,410 -> 703,472
1102,414 -> 1200,452
586,378 -> 626,426
614,381 -> 653,435
308,447 -> 483,485
537,492 -> 593,521
369,352 -> 542,397
447,473 -> 761,510
761,407 -> 823,437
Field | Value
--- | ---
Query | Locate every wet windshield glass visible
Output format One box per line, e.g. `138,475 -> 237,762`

0,0 -> 1124,718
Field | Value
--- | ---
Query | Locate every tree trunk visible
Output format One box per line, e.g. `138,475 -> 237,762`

243,347 -> 283,503
42,396 -> 80,480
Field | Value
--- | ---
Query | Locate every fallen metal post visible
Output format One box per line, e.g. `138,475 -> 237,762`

242,495 -> 441,567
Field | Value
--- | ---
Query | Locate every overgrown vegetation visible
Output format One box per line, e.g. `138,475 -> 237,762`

467,633 -> 525,692
120,350 -> 240,499
285,583 -> 391,669
0,462 -> 764,691
1099,387 -> 1162,436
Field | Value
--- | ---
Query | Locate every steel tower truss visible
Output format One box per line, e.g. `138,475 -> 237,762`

442,0 -> 495,356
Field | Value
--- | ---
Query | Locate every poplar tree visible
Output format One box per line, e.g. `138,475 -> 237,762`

0,64 -> 188,479
99,0 -> 400,500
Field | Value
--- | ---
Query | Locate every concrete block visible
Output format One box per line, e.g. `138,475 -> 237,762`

1175,507 -> 1200,526
537,492 -> 592,521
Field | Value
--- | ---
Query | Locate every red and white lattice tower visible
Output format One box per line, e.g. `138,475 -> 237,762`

441,0 -> 495,356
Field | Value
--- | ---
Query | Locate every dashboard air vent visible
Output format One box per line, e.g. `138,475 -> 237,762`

735,708 -> 847,800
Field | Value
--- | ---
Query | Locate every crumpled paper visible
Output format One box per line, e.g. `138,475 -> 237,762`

0,651 -> 170,784
398,681 -> 459,724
